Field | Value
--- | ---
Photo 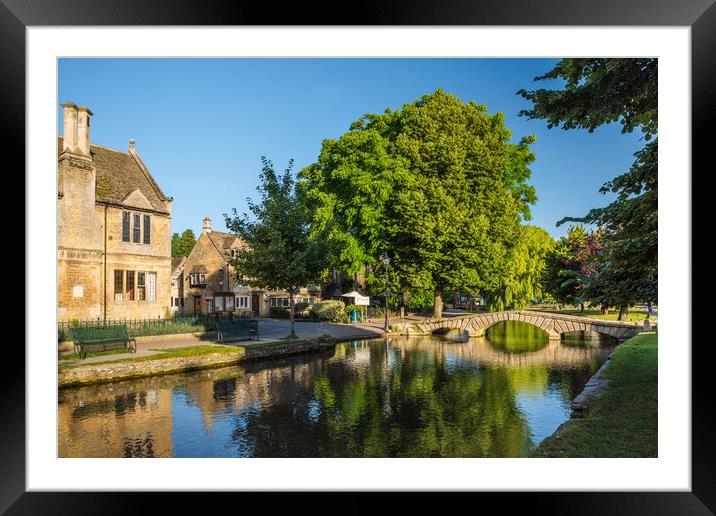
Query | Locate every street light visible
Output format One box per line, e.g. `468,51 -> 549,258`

382,252 -> 390,332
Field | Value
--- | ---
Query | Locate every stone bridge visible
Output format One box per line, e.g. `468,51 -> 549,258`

396,310 -> 644,342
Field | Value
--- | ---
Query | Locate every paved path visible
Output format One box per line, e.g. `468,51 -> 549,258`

59,319 -> 387,366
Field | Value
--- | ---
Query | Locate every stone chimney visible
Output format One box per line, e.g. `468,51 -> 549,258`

61,102 -> 78,153
202,217 -> 212,233
61,102 -> 93,157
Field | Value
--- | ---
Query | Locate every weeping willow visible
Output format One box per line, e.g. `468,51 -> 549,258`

484,226 -> 554,311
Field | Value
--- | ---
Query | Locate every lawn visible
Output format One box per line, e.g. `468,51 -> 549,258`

531,332 -> 658,457
526,306 -> 655,323
58,337 -> 334,369
59,349 -> 133,361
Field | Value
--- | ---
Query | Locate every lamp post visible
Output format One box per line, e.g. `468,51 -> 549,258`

382,253 -> 390,332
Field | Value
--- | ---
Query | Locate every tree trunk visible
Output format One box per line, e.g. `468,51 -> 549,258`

433,291 -> 443,318
288,291 -> 297,339
618,304 -> 629,321
580,302 -> 585,313
400,291 -> 409,319
601,305 -> 609,316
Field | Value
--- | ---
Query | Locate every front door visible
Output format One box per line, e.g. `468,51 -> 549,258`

193,296 -> 201,315
251,293 -> 261,316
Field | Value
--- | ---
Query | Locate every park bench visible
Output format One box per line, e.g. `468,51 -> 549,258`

70,325 -> 137,359
215,318 -> 259,343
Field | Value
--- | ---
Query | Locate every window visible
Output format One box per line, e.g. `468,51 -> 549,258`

126,271 -> 135,300
215,296 -> 224,312
230,248 -> 238,259
147,272 -> 156,301
269,297 -> 289,307
137,272 -> 146,301
114,270 -> 124,301
143,215 -> 151,244
133,214 -> 141,243
189,273 -> 207,287
237,296 -> 249,308
122,212 -> 130,242
225,295 -> 234,312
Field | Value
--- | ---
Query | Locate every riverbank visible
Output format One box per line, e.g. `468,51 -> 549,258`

531,332 -> 658,457
58,337 -> 342,388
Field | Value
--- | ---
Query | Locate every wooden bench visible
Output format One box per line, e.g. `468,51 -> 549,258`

70,325 -> 137,359
215,319 -> 259,343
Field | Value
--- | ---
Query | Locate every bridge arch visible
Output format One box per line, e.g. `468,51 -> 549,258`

402,310 -> 643,342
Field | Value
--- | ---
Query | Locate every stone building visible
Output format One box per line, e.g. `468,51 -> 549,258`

176,217 -> 320,316
170,256 -> 186,314
57,102 -> 172,321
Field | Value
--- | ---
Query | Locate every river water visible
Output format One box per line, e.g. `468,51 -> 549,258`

58,321 -> 616,457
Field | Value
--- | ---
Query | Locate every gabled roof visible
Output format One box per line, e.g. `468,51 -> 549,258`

171,257 -> 186,273
207,231 -> 240,251
58,137 -> 170,214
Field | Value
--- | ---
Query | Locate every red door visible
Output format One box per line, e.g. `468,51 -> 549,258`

251,294 -> 261,316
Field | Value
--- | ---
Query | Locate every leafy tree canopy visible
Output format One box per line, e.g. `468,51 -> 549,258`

484,225 -> 555,311
225,157 -> 333,337
299,88 -> 538,317
518,58 -> 657,304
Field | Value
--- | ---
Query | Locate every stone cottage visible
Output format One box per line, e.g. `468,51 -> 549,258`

176,217 -> 320,316
57,102 -> 172,321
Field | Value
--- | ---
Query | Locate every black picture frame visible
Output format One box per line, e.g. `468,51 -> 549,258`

6,0 -> 714,513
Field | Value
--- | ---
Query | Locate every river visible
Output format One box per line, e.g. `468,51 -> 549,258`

58,321 -> 616,457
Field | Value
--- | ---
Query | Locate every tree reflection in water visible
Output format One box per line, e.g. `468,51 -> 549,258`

59,321 -> 615,458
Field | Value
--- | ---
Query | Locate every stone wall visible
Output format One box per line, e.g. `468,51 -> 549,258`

101,204 -> 172,319
58,339 -> 336,388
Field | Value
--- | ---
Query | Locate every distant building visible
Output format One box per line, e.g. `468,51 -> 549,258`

176,217 -> 319,316
57,103 -> 172,321
170,256 -> 186,314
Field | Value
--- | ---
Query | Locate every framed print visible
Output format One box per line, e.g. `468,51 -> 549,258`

5,0 -> 715,512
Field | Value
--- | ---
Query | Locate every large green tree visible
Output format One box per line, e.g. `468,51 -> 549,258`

180,229 -> 197,257
483,225 -> 555,311
518,58 -> 657,305
225,157 -> 332,338
171,232 -> 182,257
299,89 -> 537,317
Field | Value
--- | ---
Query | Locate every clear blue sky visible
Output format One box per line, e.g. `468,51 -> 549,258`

58,58 -> 643,239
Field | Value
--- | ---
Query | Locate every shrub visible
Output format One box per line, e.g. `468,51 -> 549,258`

309,300 -> 348,323
294,302 -> 311,318
269,307 -> 291,319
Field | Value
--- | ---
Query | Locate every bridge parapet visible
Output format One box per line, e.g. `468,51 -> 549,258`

398,310 -> 644,342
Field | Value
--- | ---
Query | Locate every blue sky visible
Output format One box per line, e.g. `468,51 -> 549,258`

58,58 -> 644,239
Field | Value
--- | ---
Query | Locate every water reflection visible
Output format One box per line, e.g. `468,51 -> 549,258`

59,322 -> 616,458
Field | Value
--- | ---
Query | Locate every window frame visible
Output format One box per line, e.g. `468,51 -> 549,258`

143,214 -> 151,245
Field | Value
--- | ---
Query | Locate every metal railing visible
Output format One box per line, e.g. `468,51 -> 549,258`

58,313 -> 248,342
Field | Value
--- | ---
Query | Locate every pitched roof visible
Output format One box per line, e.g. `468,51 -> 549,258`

171,257 -> 186,273
207,231 -> 241,250
58,137 -> 170,214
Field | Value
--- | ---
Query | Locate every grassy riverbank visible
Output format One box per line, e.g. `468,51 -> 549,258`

532,332 -> 657,457
58,337 -> 338,387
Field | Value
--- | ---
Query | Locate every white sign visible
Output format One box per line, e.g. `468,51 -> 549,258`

72,286 -> 84,298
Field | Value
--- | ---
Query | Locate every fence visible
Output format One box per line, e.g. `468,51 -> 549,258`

58,313 -> 249,342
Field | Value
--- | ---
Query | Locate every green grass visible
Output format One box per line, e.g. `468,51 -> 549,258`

58,338 -> 335,369
531,332 -> 658,457
526,306 -> 654,322
59,345 -> 245,368
59,349 -> 133,361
